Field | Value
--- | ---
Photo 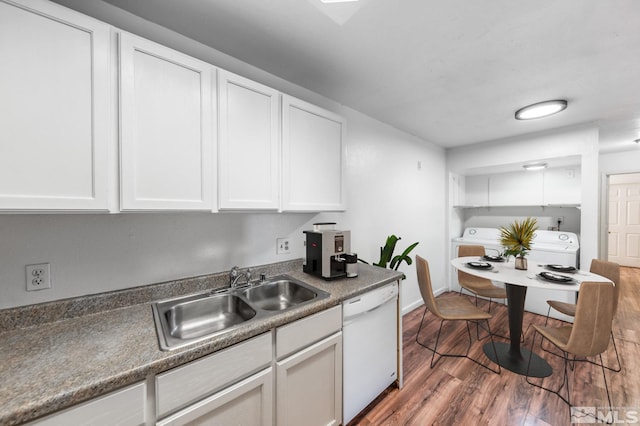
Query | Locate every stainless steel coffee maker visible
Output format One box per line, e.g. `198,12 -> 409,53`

303,228 -> 351,279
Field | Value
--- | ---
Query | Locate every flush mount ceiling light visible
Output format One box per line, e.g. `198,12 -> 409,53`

515,100 -> 568,120
523,162 -> 548,171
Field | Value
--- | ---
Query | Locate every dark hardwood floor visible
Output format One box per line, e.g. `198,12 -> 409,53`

352,267 -> 640,426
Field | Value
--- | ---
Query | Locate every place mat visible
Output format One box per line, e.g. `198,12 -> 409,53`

545,264 -> 577,273
466,261 -> 493,270
482,255 -> 505,262
537,271 -> 576,284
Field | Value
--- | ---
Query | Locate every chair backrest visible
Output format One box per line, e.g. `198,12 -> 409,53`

565,281 -> 615,357
415,255 -> 442,318
590,259 -> 621,316
457,245 -> 490,287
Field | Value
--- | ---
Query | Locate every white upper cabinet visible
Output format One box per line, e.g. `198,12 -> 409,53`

218,70 -> 280,210
282,95 -> 346,212
543,167 -> 581,205
119,32 -> 215,211
464,175 -> 490,207
0,0 -> 110,211
489,171 -> 544,206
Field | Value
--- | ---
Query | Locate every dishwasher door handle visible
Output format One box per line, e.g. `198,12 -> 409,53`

343,297 -> 396,323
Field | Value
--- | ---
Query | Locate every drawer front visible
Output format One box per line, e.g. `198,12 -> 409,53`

276,305 -> 341,360
156,332 -> 272,418
29,382 -> 146,426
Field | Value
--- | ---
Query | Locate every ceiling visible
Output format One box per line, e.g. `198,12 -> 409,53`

95,0 -> 640,152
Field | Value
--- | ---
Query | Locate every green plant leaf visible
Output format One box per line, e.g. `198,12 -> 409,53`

390,241 -> 419,270
374,235 -> 399,268
500,217 -> 538,258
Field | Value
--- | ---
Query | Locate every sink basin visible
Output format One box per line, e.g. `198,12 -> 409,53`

242,279 -> 317,311
153,293 -> 257,350
152,274 -> 330,350
166,294 -> 256,339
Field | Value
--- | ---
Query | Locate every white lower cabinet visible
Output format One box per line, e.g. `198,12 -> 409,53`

26,307 -> 345,426
28,382 -> 146,426
155,333 -> 272,421
276,333 -> 342,426
156,368 -> 273,426
275,306 -> 343,426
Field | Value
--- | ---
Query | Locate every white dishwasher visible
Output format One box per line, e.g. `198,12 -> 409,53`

343,282 -> 399,424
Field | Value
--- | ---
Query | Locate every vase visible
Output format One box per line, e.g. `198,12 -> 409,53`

515,257 -> 528,270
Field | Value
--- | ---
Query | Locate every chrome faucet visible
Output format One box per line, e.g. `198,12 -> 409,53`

229,266 -> 253,288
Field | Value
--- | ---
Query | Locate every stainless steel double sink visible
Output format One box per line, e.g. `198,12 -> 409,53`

152,275 -> 330,350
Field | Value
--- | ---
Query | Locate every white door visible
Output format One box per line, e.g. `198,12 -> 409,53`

119,32 -> 215,211
608,173 -> 640,267
0,0 -> 110,211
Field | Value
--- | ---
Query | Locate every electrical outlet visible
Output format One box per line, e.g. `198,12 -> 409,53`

276,238 -> 290,255
26,263 -> 51,291
556,216 -> 564,224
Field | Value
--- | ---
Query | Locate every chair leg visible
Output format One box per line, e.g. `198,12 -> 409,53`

415,309 -> 500,374
578,331 -> 622,373
526,331 -> 615,425
525,331 -> 571,405
544,305 -> 551,326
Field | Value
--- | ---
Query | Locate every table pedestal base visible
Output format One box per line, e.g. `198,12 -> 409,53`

483,342 -> 552,377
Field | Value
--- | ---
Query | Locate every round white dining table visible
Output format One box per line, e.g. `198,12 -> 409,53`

451,256 -> 613,377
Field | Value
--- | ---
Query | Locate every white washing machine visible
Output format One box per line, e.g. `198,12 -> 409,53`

525,230 -> 580,322
451,227 -> 579,322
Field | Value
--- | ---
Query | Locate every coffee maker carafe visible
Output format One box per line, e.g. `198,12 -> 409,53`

303,229 -> 351,279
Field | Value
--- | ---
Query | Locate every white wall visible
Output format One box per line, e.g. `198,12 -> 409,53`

0,0 -> 446,311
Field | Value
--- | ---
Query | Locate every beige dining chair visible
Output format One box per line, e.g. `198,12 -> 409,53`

415,255 -> 501,374
545,259 -> 621,372
457,245 -> 507,312
526,281 -> 615,418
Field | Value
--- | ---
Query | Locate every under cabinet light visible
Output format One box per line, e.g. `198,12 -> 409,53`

515,100 -> 568,120
523,163 -> 548,171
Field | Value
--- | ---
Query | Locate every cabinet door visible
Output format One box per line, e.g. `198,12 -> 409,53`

276,332 -> 342,426
28,382 -> 146,426
0,0 -> 110,211
157,368 -> 273,426
218,70 -> 280,210
119,32 -> 214,211
543,167 -> 581,205
489,171 -> 543,206
464,175 -> 489,206
282,95 -> 345,212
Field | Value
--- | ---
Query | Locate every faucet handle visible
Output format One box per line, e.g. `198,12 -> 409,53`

229,266 -> 239,277
246,268 -> 253,281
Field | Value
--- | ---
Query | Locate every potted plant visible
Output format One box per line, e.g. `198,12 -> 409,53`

360,235 -> 419,279
500,217 -> 537,270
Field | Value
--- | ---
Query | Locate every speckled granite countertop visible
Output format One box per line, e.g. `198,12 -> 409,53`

0,260 -> 402,425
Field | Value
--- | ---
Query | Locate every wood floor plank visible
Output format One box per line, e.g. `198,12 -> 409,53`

351,266 -> 640,426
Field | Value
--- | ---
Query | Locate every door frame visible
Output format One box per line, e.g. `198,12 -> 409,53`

599,170 -> 640,262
